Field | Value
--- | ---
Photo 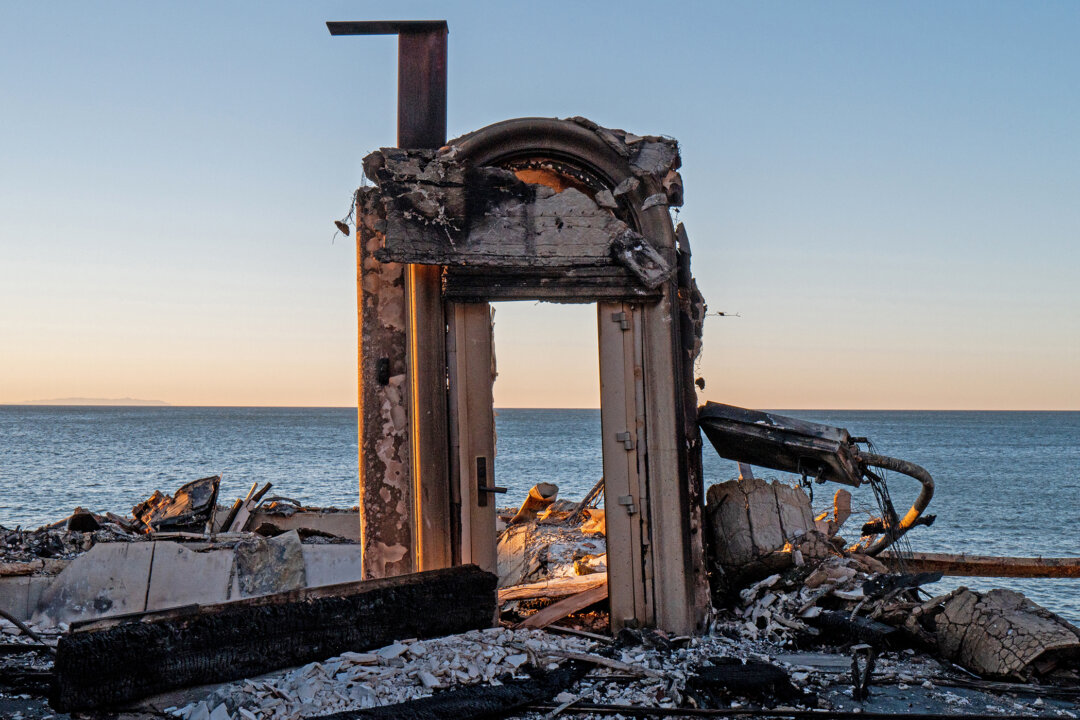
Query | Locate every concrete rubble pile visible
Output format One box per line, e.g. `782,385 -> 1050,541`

708,475 -> 1080,686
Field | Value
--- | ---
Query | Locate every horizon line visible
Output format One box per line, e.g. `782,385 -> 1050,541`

4,403 -> 1080,412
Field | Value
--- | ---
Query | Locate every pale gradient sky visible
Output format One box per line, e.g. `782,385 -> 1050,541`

2,2 -> 1078,409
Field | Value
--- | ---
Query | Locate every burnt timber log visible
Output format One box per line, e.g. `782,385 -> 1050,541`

51,565 -> 497,712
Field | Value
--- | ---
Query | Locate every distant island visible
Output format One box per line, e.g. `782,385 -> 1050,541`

17,397 -> 171,406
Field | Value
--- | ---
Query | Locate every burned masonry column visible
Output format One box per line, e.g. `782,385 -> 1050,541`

355,190 -> 413,578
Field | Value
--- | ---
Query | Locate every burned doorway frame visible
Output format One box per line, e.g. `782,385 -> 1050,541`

397,118 -> 709,633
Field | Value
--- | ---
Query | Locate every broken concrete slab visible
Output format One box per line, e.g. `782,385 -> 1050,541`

234,530 -> 306,597
705,476 -> 814,569
31,541 -> 154,627
21,537 -> 370,628
0,576 -> 32,622
300,543 -> 365,589
248,507 -> 361,542
145,542 -> 234,612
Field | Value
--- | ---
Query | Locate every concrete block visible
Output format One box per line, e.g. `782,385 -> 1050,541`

301,544 -> 365,588
248,510 -> 361,542
25,576 -> 54,619
496,523 -> 531,588
235,530 -> 305,597
146,542 -> 234,611
0,576 -> 31,621
32,542 -> 154,627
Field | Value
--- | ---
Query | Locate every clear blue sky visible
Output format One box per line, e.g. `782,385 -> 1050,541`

2,1 -> 1078,408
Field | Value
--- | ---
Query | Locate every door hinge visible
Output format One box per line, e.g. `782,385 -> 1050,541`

618,494 -> 639,515
615,431 -> 634,450
610,311 -> 630,331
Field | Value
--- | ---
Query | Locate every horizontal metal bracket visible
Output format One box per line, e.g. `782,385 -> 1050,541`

617,494 -> 639,515
615,431 -> 634,450
610,311 -> 630,331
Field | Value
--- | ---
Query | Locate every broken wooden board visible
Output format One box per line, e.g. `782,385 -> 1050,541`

51,564 -> 497,711
498,574 -> 607,603
883,551 -> 1080,578
516,581 -> 609,630
132,475 -> 220,534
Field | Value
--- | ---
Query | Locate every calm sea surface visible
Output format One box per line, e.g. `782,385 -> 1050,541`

1,407 -> 1076,620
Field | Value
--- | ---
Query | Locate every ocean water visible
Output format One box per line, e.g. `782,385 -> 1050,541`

0,406 -> 1076,620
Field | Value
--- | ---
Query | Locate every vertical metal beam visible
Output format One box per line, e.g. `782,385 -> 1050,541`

331,20 -> 452,575
396,29 -> 446,148
398,26 -> 451,571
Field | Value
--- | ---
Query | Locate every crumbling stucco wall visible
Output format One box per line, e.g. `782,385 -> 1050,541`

356,189 -> 413,579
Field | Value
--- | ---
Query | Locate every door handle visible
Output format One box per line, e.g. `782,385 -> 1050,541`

475,456 -> 506,506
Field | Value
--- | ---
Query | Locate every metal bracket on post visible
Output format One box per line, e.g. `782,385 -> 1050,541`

617,494 -> 639,515
615,431 -> 634,450
611,311 -> 630,331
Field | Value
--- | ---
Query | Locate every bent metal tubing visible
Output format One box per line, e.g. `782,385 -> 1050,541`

857,452 -> 935,557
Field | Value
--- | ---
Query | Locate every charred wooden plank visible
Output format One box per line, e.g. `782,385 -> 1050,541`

883,552 -> 1080,579
51,565 -> 497,712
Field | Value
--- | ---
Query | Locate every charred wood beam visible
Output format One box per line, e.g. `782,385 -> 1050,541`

443,265 -> 661,303
51,565 -> 496,712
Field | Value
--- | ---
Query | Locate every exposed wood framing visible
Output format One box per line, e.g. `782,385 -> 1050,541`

516,581 -> 610,630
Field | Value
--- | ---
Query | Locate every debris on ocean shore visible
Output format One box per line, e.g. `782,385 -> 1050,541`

1,474 -> 1079,719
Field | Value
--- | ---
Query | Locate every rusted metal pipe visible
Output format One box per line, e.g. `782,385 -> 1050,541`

858,452 -> 935,556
